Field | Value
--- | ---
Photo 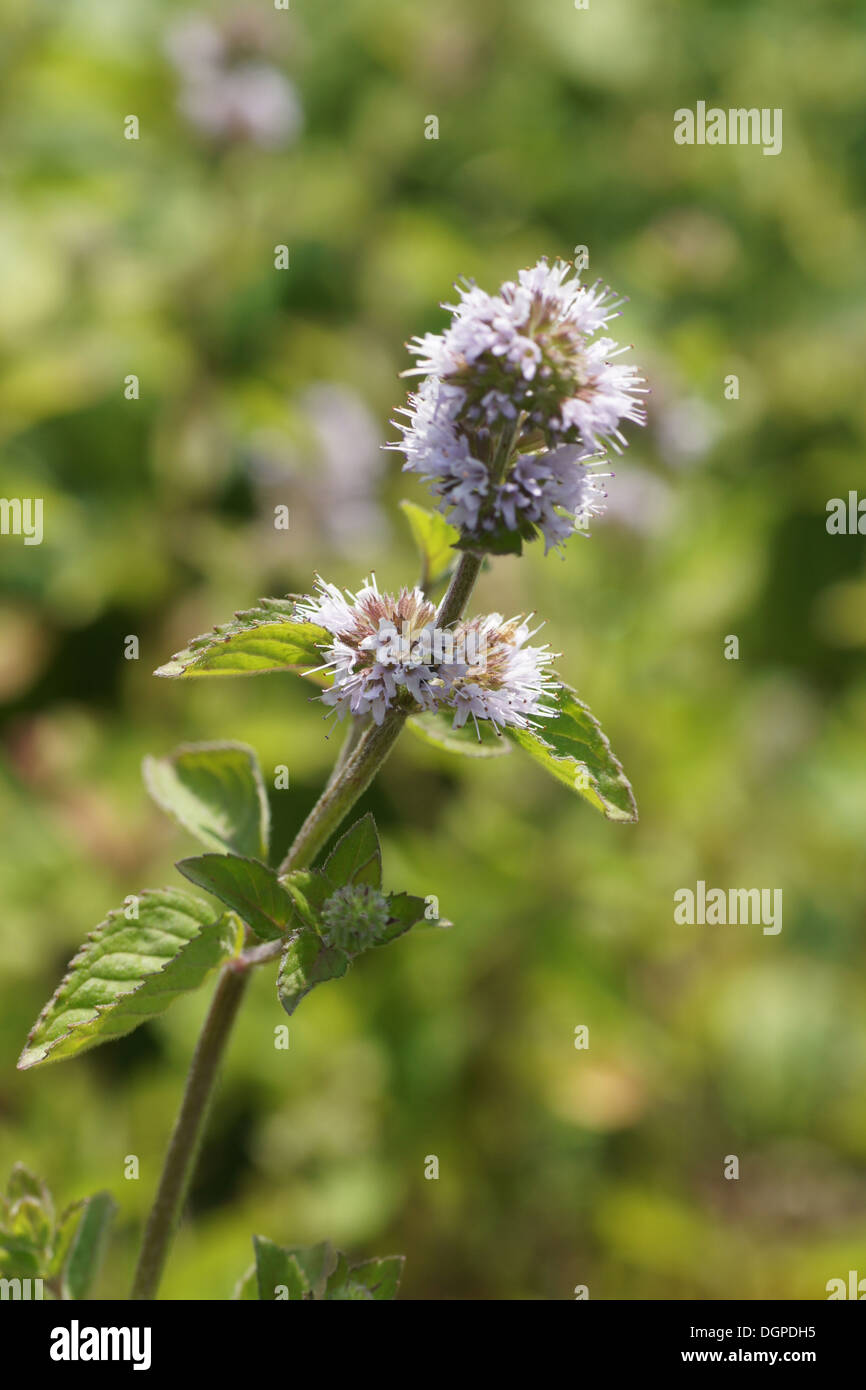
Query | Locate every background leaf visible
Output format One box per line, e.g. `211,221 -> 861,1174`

398,499 -> 459,589
18,890 -> 233,1069
60,1191 -> 115,1299
177,853 -> 296,942
247,1237 -> 402,1300
253,1235 -> 337,1300
143,741 -> 270,859
232,1264 -> 258,1300
329,1254 -> 405,1301
507,683 -> 638,822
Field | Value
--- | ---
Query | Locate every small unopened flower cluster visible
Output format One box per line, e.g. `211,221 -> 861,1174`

320,884 -> 390,955
295,577 -> 558,735
389,258 -> 645,552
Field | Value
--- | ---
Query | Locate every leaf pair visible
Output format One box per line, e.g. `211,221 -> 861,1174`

152,530 -> 637,822
0,1165 -> 114,1299
235,1236 -> 404,1301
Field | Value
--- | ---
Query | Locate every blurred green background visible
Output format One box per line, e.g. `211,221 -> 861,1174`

2,0 -> 866,1300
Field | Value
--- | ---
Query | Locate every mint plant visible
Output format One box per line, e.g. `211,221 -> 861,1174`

17,259 -> 642,1300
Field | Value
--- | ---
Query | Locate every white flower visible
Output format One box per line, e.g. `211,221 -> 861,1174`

294,578 -> 442,725
389,257 -> 645,552
294,578 -> 558,734
443,614 -> 559,735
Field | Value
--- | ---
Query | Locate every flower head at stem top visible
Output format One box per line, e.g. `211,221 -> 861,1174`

388,256 -> 646,554
294,575 -> 559,737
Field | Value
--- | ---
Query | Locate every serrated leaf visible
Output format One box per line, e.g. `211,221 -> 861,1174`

154,598 -> 330,679
177,854 -> 296,942
253,1236 -> 337,1301
18,889 -> 233,1070
407,710 -> 513,758
277,929 -> 349,1017
323,1251 -> 354,1298
323,813 -> 381,889
254,1237 -> 310,1301
507,682 -> 638,822
335,1254 -> 405,1301
143,742 -> 270,859
398,499 -> 459,589
379,892 -> 428,946
61,1191 -> 115,1300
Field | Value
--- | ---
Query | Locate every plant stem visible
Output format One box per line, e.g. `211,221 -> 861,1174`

131,549 -> 486,1298
278,708 -> 407,876
130,961 -> 249,1300
436,550 -> 484,629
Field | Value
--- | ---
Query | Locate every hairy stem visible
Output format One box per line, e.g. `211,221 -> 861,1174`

130,962 -> 249,1300
278,708 -> 407,876
131,549 -> 486,1298
436,550 -> 484,629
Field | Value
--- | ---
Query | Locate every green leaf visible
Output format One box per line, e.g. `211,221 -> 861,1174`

0,1236 -> 41,1281
8,1196 -> 52,1251
328,1254 -> 405,1301
507,682 -> 638,822
253,1236 -> 337,1301
60,1192 -> 115,1300
277,929 -> 349,1017
398,499 -> 459,588
245,1238 -> 404,1300
379,892 -> 429,945
143,741 -> 270,858
154,598 -> 330,679
278,869 -> 338,933
323,813 -> 381,889
18,889 -> 234,1070
177,854 -> 296,942
456,525 -> 525,557
7,1165 -> 52,1217
407,710 -> 513,758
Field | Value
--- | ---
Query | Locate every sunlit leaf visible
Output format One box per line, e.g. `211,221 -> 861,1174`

507,682 -> 638,822
18,890 -> 234,1069
155,599 -> 330,679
